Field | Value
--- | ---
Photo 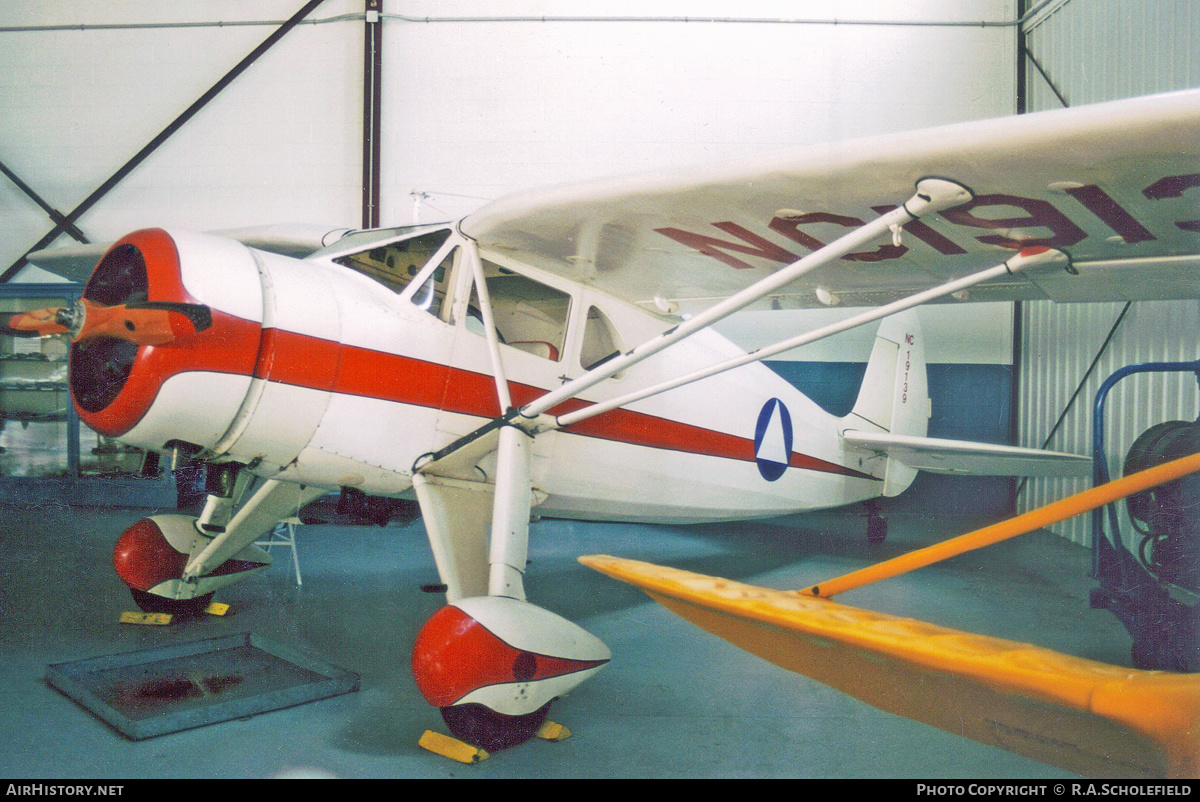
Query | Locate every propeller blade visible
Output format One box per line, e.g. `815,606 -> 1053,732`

4,299 -> 211,346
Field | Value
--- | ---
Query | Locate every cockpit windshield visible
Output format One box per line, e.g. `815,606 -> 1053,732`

330,227 -> 453,295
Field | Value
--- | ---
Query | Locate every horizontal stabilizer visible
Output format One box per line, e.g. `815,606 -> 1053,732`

579,555 -> 1200,779
843,430 -> 1091,476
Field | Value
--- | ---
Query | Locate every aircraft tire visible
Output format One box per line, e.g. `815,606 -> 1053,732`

440,702 -> 550,752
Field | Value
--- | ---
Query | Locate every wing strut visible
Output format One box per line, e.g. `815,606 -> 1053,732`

417,178 -> 972,607
422,177 -> 973,469
466,243 -> 513,411
552,246 -> 1066,429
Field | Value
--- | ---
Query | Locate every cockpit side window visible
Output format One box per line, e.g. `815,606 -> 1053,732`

409,247 -> 458,322
464,261 -> 571,361
580,305 -> 623,371
333,229 -> 452,295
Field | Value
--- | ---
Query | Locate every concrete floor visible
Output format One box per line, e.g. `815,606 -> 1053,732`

0,501 -> 1133,779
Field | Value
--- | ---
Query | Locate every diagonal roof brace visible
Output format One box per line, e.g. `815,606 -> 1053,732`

0,159 -> 89,244
1,0 -> 328,282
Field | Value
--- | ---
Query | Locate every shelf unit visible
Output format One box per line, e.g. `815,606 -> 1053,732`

0,282 -> 81,476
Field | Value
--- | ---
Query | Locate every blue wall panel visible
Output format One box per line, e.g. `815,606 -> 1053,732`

766,361 -> 1015,517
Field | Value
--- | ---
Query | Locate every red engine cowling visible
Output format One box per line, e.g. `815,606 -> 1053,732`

65,228 -> 348,478
68,228 -> 266,449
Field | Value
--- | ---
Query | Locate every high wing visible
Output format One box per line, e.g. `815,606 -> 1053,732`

462,89 -> 1200,317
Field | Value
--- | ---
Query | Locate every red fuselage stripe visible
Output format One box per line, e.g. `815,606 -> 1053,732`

261,329 -> 874,480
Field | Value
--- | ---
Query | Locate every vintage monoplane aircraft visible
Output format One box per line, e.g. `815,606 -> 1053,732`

8,88 -> 1200,760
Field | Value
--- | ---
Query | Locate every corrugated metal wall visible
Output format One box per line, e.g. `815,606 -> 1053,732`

1024,0 -> 1198,109
1019,302 -> 1200,544
1018,0 -> 1200,544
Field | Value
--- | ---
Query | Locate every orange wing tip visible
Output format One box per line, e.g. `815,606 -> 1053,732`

578,554 -> 1200,779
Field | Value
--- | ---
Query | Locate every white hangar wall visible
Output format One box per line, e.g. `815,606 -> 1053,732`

381,0 -> 1017,224
0,1 -> 1019,506
1016,0 -> 1200,544
0,0 -> 366,277
1,0 -> 1016,277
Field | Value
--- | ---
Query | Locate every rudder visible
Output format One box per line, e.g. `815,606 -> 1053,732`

845,311 -> 929,496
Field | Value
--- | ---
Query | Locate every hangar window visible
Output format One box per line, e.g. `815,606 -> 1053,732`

333,228 -> 452,295
465,261 -> 571,361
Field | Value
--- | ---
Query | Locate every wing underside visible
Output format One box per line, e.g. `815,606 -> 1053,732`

463,89 -> 1200,317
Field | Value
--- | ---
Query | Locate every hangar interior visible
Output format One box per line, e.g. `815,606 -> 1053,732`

0,0 -> 1197,779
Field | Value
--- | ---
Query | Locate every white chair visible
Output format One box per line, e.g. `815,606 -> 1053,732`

256,517 -> 303,586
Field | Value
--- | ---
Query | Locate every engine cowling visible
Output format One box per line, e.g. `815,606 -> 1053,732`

69,228 -> 266,450
64,227 -> 349,478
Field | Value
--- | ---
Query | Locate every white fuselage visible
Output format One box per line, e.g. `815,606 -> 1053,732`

98,226 -> 885,524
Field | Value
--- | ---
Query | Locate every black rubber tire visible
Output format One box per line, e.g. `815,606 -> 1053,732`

129,588 -> 214,618
440,702 -> 550,752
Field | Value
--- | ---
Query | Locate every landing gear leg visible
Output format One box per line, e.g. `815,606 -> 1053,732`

866,501 -> 888,545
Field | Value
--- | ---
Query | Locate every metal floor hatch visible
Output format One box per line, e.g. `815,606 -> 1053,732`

46,632 -> 359,740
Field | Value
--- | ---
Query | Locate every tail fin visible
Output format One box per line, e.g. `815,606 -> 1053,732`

845,311 -> 929,496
